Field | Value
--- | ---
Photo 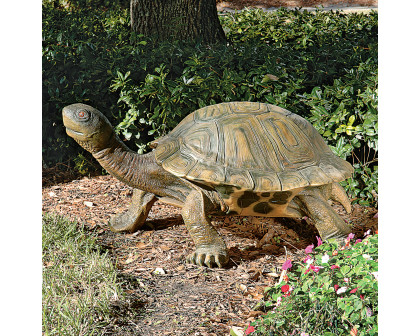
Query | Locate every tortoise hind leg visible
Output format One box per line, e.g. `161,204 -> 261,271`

181,190 -> 229,268
330,182 -> 352,213
295,187 -> 351,241
109,189 -> 157,233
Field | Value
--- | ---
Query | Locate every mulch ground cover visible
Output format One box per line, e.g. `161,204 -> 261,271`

42,173 -> 377,335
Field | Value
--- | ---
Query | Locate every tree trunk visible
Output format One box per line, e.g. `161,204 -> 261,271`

130,0 -> 226,43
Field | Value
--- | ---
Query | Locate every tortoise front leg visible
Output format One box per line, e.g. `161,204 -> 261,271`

109,189 -> 157,233
295,187 -> 352,241
181,190 -> 229,268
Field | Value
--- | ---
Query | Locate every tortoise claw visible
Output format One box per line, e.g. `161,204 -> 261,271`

186,247 -> 229,268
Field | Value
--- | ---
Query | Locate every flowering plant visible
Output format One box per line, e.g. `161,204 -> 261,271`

248,233 -> 378,335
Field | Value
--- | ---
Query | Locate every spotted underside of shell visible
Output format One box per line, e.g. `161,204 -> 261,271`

214,186 -> 303,217
153,102 -> 353,192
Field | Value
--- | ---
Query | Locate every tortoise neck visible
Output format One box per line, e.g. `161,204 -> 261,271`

92,135 -> 152,190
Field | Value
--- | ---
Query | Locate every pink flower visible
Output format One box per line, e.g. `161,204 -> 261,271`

305,244 -> 314,254
344,277 -> 349,283
355,239 -> 362,244
330,265 -> 340,270
350,288 -> 358,294
245,324 -> 255,335
276,297 -> 282,306
305,264 -> 323,274
282,259 -> 292,270
347,233 -> 355,241
316,236 -> 323,246
334,284 -> 339,291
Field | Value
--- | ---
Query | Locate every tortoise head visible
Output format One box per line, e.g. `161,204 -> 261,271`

62,103 -> 114,153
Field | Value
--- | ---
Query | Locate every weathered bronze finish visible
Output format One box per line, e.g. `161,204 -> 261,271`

63,102 -> 353,268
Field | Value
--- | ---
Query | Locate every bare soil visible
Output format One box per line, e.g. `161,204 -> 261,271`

42,174 -> 377,335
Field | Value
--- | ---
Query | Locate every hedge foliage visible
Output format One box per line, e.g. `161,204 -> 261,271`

42,4 -> 377,206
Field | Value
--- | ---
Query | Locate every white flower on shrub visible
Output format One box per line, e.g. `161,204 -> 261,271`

336,286 -> 348,294
305,257 -> 314,267
321,253 -> 330,263
362,254 -> 373,260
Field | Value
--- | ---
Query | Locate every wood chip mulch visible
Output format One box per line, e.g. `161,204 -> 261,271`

42,174 -> 377,335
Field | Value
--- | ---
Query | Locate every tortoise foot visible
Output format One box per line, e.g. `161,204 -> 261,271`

109,213 -> 137,233
186,246 -> 229,268
109,190 -> 156,233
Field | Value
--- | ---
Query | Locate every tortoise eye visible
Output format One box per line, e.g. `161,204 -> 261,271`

77,110 -> 89,120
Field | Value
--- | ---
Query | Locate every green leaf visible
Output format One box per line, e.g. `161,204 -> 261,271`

341,265 -> 351,275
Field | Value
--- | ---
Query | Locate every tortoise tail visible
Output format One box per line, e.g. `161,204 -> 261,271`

330,182 -> 352,213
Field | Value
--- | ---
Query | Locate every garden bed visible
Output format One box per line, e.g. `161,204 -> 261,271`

42,174 -> 377,335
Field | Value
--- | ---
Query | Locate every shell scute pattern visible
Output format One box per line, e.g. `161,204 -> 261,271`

193,102 -> 231,121
154,102 -> 353,192
228,101 -> 270,115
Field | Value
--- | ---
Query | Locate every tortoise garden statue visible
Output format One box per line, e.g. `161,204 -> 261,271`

63,102 -> 353,268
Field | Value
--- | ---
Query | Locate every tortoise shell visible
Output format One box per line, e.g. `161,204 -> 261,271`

152,102 -> 353,192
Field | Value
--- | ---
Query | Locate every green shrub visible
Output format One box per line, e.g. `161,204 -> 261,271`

303,58 -> 378,206
42,0 -> 129,10
248,233 -> 378,335
109,44 -> 305,151
42,5 -> 138,166
109,9 -> 377,152
42,5 -> 377,205
221,8 -> 377,90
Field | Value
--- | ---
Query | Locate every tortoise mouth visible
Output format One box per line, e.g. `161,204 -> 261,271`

65,127 -> 90,141
65,127 -> 84,137
65,126 -> 99,140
